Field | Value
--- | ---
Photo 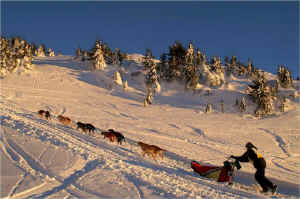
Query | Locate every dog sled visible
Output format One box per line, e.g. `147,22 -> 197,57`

191,158 -> 241,184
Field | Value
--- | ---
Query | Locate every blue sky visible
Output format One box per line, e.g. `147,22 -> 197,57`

1,1 -> 299,77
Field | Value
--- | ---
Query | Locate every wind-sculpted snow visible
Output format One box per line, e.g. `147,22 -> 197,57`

1,56 -> 299,199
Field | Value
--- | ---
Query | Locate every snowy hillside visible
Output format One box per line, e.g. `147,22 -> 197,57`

1,55 -> 299,199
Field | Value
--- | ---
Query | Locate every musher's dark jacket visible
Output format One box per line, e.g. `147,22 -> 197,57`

232,148 -> 266,169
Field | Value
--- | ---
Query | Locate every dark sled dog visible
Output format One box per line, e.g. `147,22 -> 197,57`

108,129 -> 125,145
76,122 -> 88,134
38,110 -> 51,120
101,131 -> 118,143
85,123 -> 96,135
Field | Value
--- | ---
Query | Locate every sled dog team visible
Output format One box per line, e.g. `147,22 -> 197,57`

38,109 -> 278,194
38,109 -> 166,160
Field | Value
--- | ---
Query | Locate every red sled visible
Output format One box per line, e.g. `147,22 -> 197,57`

191,159 -> 241,183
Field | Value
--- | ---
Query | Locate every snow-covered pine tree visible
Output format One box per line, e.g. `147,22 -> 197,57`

167,56 -> 179,81
230,55 -> 237,66
37,44 -> 46,57
112,48 -> 121,65
82,50 -> 88,61
48,48 -> 55,56
202,54 -> 207,65
183,43 -> 199,89
143,49 -> 161,100
185,42 -> 194,64
247,58 -> 253,77
0,36 -> 38,75
92,42 -> 106,70
157,53 -> 168,81
102,43 -> 113,63
195,49 -> 202,66
167,41 -> 187,81
143,49 -> 155,70
169,41 -> 187,66
23,43 -> 33,69
75,47 -> 82,59
248,73 -> 275,117
224,56 -> 232,76
277,65 -> 293,88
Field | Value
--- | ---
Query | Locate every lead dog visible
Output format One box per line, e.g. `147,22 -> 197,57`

38,110 -> 51,120
137,141 -> 166,160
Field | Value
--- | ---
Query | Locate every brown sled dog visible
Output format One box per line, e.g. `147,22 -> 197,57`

101,131 -> 118,143
57,115 -> 72,127
137,142 -> 166,160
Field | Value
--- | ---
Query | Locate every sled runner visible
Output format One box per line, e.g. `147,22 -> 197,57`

191,158 -> 241,183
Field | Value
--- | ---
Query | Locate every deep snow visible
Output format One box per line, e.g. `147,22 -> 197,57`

1,55 -> 299,199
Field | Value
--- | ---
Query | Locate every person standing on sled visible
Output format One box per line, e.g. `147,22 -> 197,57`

230,142 -> 277,194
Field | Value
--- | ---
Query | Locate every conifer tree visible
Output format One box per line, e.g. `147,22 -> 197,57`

183,43 -> 198,89
37,44 -> 46,57
113,48 -> 121,65
168,41 -> 187,66
143,49 -> 161,98
277,65 -> 293,88
75,47 -> 82,59
157,53 -> 168,80
195,49 -> 202,66
92,42 -> 106,70
248,72 -> 274,117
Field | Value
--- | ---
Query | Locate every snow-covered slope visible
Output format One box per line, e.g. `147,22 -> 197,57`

1,55 -> 299,199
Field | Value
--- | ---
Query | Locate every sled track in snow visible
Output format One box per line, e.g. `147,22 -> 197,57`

1,101 -> 291,199
1,102 -> 196,198
1,103 -> 150,198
